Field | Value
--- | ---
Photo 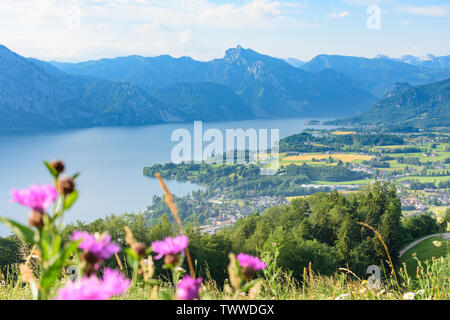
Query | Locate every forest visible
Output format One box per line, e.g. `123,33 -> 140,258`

143,162 -> 370,198
2,182 -> 444,286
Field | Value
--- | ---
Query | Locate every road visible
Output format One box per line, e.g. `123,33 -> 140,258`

399,232 -> 450,258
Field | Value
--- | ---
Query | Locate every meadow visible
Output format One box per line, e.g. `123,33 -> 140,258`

0,160 -> 448,301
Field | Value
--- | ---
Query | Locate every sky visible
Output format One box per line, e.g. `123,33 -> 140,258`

0,0 -> 449,62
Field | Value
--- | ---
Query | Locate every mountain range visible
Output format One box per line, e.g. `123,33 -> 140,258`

50,46 -> 377,118
376,54 -> 450,70
1,44 -> 449,131
331,78 -> 450,129
300,54 -> 450,97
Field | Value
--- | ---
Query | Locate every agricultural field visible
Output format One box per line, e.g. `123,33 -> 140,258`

282,153 -> 373,164
312,179 -> 374,185
396,176 -> 450,183
331,131 -> 356,135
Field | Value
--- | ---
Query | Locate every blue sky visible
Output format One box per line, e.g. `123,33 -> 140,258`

0,0 -> 449,62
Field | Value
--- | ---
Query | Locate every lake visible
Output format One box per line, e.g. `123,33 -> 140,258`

0,117 -> 334,236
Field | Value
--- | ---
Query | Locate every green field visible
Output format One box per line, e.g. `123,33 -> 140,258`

313,179 -> 373,185
400,236 -> 450,276
395,176 -> 450,183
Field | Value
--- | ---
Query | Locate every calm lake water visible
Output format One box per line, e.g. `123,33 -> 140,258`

0,117 -> 334,236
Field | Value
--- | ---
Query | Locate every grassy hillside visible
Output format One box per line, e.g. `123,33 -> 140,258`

400,236 -> 449,276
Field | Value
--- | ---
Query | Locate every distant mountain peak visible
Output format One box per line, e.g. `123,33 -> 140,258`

224,45 -> 248,62
283,57 -> 305,68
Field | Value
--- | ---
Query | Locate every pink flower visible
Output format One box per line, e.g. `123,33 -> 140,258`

236,253 -> 267,271
176,275 -> 202,300
56,268 -> 130,300
151,235 -> 188,260
71,231 -> 120,262
11,184 -> 58,211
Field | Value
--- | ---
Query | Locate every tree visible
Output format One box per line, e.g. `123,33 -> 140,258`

378,199 -> 402,267
336,215 -> 359,263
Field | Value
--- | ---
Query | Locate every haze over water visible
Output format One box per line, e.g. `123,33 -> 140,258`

0,117 -> 335,236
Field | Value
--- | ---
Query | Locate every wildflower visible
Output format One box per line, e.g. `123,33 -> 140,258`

142,259 -> 151,266
403,292 -> 415,300
151,235 -> 188,265
335,293 -> 351,300
56,176 -> 75,195
56,268 -> 130,300
417,289 -> 425,295
0,280 -> 5,294
50,160 -> 65,174
71,231 -> 120,263
176,275 -> 202,300
376,289 -> 386,297
432,240 -> 442,247
11,184 -> 58,211
236,253 -> 267,280
359,287 -> 367,293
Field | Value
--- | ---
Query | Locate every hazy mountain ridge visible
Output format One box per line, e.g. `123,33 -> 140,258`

2,44 -> 449,131
283,57 -> 305,68
0,45 -> 180,130
301,54 -> 450,97
52,46 -> 377,118
150,82 -> 255,121
377,54 -> 450,70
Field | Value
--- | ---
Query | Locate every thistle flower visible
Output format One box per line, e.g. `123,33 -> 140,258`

71,231 -> 120,262
176,275 -> 202,300
56,176 -> 75,195
50,160 -> 65,174
27,210 -> 49,229
151,235 -> 188,262
11,184 -> 58,211
236,253 -> 267,279
403,292 -> 415,300
56,268 -> 130,300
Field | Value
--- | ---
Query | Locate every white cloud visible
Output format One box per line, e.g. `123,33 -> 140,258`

198,0 -> 283,28
0,0 -> 311,61
179,29 -> 193,46
397,6 -> 448,17
326,11 -> 350,19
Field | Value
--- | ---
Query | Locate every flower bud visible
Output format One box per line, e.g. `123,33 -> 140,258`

132,242 -> 147,257
81,251 -> 99,264
80,251 -> 100,276
28,210 -> 48,229
164,254 -> 179,266
241,266 -> 256,280
57,177 -> 75,195
50,160 -> 65,174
